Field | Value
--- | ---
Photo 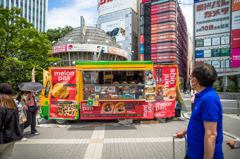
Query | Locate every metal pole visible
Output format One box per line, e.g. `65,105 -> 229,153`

237,101 -> 239,116
224,59 -> 227,92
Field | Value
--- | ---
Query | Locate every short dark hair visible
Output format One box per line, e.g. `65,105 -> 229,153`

192,63 -> 217,87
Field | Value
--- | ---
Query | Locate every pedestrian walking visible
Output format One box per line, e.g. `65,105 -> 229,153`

15,91 -> 27,141
175,63 -> 224,159
0,83 -> 22,159
24,91 -> 39,135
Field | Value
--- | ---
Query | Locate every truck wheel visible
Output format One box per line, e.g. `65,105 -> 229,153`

54,120 -> 69,125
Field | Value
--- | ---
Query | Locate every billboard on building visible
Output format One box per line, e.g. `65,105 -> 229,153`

212,61 -> 220,68
195,0 -> 231,37
232,0 -> 240,11
98,0 -> 137,17
232,10 -> 240,30
232,48 -> 240,67
101,19 -> 126,42
196,50 -> 204,58
232,29 -> 240,48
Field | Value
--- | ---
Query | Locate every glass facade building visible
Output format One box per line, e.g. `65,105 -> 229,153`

0,0 -> 48,32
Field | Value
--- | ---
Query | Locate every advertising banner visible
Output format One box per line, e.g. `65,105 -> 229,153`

140,44 -> 144,54
232,0 -> 240,11
204,39 -> 211,46
108,46 -> 128,58
151,22 -> 177,34
232,29 -> 240,48
49,68 -> 77,119
153,65 -> 177,118
52,44 -> 67,54
140,35 -> 145,44
221,60 -> 230,68
140,54 -> 144,61
204,50 -> 211,57
195,0 -> 231,36
98,0 -> 137,17
212,61 -> 220,68
221,36 -> 230,44
221,48 -> 230,56
212,37 -> 220,45
151,33 -> 177,43
204,61 -> 212,64
141,3 -> 145,15
196,50 -> 204,58
232,48 -> 240,67
232,10 -> 240,30
196,39 -> 204,47
101,19 -> 125,42
80,101 -> 154,119
212,49 -> 221,57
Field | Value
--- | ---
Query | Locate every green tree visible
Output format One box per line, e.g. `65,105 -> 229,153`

44,25 -> 73,45
0,7 -> 60,93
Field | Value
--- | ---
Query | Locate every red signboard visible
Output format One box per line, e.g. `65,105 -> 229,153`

153,66 -> 177,118
80,101 -> 154,120
49,68 -> 77,119
232,29 -> 240,48
140,35 -> 145,44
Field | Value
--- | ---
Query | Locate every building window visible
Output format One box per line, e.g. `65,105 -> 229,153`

6,0 -> 9,8
11,0 -> 14,8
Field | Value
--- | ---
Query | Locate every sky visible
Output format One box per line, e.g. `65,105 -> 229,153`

47,0 -> 193,35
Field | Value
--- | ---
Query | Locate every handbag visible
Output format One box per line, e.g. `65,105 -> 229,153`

27,96 -> 38,112
19,110 -> 27,124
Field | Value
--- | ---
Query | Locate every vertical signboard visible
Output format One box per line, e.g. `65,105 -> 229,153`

154,65 -> 177,118
140,3 -> 145,61
232,29 -> 240,48
49,68 -> 77,119
232,48 -> 240,67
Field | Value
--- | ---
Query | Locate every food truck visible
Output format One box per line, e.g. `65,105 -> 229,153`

40,61 -> 184,124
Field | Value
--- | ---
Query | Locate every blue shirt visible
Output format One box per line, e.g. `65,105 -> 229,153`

187,86 -> 223,159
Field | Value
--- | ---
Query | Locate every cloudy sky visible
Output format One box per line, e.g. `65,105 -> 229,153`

48,0 -> 193,35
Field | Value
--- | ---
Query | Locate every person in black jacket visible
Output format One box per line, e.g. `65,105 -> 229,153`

0,83 -> 21,159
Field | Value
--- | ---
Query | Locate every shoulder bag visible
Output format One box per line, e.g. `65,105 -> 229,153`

27,96 -> 38,112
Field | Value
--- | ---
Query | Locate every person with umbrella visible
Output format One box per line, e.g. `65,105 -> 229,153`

19,82 -> 45,135
24,91 -> 39,135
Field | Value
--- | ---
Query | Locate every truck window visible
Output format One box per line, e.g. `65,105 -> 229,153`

45,81 -> 50,98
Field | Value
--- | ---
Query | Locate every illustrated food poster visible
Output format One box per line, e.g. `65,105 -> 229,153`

49,68 -> 77,119
154,65 -> 177,118
81,101 -> 153,120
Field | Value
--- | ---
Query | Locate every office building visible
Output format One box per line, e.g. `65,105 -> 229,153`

0,0 -> 48,32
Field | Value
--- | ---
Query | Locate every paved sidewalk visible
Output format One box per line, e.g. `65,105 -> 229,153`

12,118 -> 240,159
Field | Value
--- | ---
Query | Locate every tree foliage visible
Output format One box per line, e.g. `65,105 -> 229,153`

44,25 -> 73,46
0,7 -> 60,94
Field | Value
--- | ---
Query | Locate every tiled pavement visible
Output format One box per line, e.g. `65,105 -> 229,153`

12,115 -> 240,159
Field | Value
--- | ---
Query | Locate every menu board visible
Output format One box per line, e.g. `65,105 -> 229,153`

153,65 -> 177,118
49,68 -> 77,119
81,101 -> 154,119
